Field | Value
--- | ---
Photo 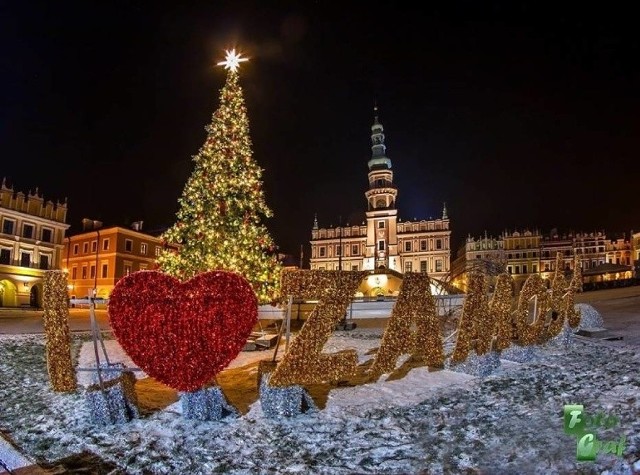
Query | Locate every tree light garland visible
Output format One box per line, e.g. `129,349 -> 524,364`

157,55 -> 281,304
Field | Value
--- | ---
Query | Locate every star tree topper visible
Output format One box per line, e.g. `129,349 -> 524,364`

217,49 -> 249,72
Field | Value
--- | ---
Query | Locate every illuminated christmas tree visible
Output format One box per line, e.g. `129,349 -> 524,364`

158,50 -> 281,304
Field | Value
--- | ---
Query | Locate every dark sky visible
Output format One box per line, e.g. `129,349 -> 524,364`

1,1 -> 638,262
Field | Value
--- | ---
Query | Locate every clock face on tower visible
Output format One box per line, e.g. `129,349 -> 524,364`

376,198 -> 386,208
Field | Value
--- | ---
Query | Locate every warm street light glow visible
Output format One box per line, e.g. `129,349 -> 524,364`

216,49 -> 248,72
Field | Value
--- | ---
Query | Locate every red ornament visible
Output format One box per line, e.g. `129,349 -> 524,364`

108,270 -> 257,392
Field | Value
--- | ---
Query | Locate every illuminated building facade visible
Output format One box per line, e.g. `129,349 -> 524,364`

62,220 -> 177,300
632,231 -> 640,277
454,229 -> 634,292
0,179 -> 69,307
309,109 -> 451,297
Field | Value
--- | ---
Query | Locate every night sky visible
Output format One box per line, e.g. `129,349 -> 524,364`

2,2 -> 638,263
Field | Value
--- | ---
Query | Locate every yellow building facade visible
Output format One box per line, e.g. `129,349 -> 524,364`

0,179 -> 69,307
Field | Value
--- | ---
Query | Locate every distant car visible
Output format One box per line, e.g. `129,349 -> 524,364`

69,296 -> 109,308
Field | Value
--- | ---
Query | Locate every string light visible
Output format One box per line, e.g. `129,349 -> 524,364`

566,253 -> 582,328
268,270 -> 364,387
490,273 -> 515,351
42,271 -> 76,392
158,49 -> 280,304
108,270 -> 257,392
513,273 -> 550,345
451,271 -> 492,363
370,273 -> 444,376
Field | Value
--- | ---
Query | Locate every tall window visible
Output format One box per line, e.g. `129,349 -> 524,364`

124,264 -> 132,276
2,219 -> 15,235
20,252 -> 30,267
90,265 -> 96,279
405,241 -> 412,252
435,259 -> 443,272
420,261 -> 427,273
0,248 -> 10,264
436,239 -> 442,250
405,261 -> 412,272
72,267 -> 77,279
351,244 -> 359,255
91,241 -> 97,252
83,243 -> 89,254
378,221 -> 385,229
22,223 -> 34,239
141,243 -> 148,255
39,255 -> 49,270
102,264 -> 108,278
155,246 -> 162,257
73,244 -> 79,255
420,240 -> 427,251
319,247 -> 326,257
102,239 -> 110,251
125,239 -> 133,252
82,266 -> 87,279
378,240 -> 385,251
336,245 -> 341,256
41,228 -> 52,243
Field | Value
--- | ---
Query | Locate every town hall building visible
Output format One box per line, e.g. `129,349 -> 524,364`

309,109 -> 451,297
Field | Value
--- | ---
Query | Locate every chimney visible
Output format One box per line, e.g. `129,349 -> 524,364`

131,221 -> 143,231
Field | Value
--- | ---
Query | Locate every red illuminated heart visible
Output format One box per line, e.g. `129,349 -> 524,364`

108,270 -> 257,392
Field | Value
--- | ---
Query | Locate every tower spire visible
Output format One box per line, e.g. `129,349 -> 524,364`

368,104 -> 392,170
442,202 -> 448,220
313,213 -> 318,230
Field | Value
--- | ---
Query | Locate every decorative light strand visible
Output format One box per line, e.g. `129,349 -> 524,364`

451,271 -> 492,363
370,273 -> 444,376
157,54 -> 281,304
108,270 -> 257,392
43,271 -> 76,392
490,273 -> 515,351
268,270 -> 364,387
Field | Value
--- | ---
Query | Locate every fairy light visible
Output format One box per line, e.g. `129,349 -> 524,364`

108,270 -> 257,392
369,273 -> 444,376
513,273 -> 550,345
158,47 -> 280,304
42,270 -> 76,392
268,270 -> 364,387
491,273 -> 515,351
451,271 -> 492,363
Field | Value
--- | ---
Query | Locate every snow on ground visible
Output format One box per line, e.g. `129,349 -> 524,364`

1,329 -> 640,474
